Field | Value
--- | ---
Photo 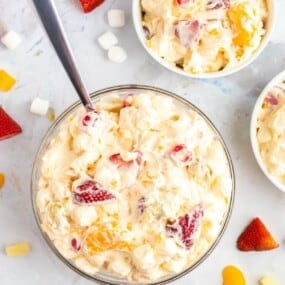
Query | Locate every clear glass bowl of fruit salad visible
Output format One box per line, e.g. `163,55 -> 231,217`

31,85 -> 235,284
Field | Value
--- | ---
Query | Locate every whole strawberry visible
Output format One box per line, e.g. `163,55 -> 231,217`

0,107 -> 22,141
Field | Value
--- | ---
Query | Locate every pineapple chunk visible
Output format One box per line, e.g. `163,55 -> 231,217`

5,242 -> 31,257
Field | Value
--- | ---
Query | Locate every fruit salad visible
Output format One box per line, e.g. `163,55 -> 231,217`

36,91 -> 233,282
140,0 -> 268,74
256,81 -> 285,185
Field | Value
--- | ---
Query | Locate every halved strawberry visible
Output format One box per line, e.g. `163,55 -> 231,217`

170,144 -> 193,167
0,107 -> 22,141
237,217 -> 279,251
71,237 -> 82,251
79,0 -> 105,13
206,0 -> 230,10
109,151 -> 143,168
166,204 -> 204,249
265,93 -> 278,106
72,180 -> 115,205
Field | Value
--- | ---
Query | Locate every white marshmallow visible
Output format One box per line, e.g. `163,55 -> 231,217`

1,30 -> 22,50
30,98 -> 50,116
97,31 -> 118,50
107,9 -> 125,28
108,46 -> 127,63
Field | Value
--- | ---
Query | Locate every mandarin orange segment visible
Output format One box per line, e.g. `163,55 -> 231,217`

227,4 -> 253,47
85,227 -> 131,255
0,70 -> 16,92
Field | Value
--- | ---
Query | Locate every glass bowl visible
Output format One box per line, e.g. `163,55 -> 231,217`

31,85 -> 235,284
132,0 -> 275,79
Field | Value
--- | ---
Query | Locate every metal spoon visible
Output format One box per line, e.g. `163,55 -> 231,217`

32,0 -> 94,112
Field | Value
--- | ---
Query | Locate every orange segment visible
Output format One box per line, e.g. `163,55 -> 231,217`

222,265 -> 246,285
0,70 -> 16,92
85,226 -> 131,255
227,3 -> 254,47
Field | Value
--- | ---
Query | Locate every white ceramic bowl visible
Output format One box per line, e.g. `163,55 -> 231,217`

250,70 -> 285,192
132,0 -> 275,79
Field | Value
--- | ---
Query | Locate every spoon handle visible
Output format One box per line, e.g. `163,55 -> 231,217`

32,0 -> 93,111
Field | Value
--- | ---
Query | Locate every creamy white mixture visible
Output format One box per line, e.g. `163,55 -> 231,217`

141,0 -> 267,74
256,82 -> 285,185
37,92 -> 232,282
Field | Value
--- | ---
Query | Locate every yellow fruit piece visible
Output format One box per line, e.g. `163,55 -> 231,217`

85,226 -> 131,255
0,173 -> 5,189
227,4 -> 253,47
259,275 -> 278,285
0,70 -> 16,92
222,265 -> 246,285
48,108 -> 56,122
5,242 -> 31,257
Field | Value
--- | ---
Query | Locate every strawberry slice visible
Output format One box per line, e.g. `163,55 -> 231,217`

81,110 -> 101,129
166,204 -> 204,249
174,20 -> 203,48
177,0 -> 195,8
206,0 -> 230,10
122,94 -> 134,108
265,93 -> 278,106
0,107 -> 22,141
79,0 -> 105,13
170,144 -> 193,167
237,217 -> 279,251
137,196 -> 146,215
72,180 -> 115,205
71,237 -> 82,251
109,151 -> 143,168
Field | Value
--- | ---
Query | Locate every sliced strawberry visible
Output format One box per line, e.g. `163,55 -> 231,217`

143,26 -> 152,40
81,110 -> 101,128
170,144 -> 193,167
137,196 -> 146,215
79,0 -> 105,13
237,217 -> 279,251
72,180 -> 115,205
177,0 -> 195,8
109,151 -> 143,168
71,237 -> 82,251
174,20 -> 203,48
0,107 -> 22,141
265,93 -> 278,106
206,0 -> 230,10
166,204 -> 204,249
122,94 -> 134,108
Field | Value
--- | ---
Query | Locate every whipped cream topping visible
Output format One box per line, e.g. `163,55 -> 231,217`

37,91 -> 232,282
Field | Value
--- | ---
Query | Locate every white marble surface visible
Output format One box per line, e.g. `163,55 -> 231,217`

1,0 -> 285,284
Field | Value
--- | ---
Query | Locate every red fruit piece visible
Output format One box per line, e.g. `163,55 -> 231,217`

122,94 -> 134,108
237,217 -> 279,251
177,0 -> 195,8
170,144 -> 193,167
0,107 -> 22,141
71,237 -> 82,251
206,0 -> 230,10
81,110 -> 101,128
72,180 -> 115,205
109,151 -> 143,168
137,196 -> 146,215
79,0 -> 105,13
265,93 -> 278,106
166,204 -> 204,249
174,20 -> 203,48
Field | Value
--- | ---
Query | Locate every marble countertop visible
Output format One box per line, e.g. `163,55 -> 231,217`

1,0 -> 285,284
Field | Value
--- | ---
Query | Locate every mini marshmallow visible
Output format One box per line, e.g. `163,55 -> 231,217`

97,31 -> 118,50
107,9 -> 125,28
1,30 -> 22,50
108,46 -> 127,63
30,98 -> 50,116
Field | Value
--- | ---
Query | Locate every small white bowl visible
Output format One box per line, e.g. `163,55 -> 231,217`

132,0 -> 275,79
250,70 -> 285,192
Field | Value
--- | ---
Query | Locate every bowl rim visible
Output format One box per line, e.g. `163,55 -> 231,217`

250,70 -> 285,192
132,0 -> 276,79
31,84 -> 235,285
